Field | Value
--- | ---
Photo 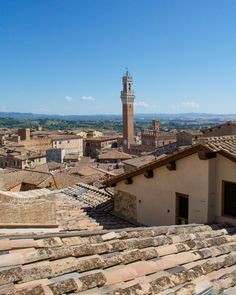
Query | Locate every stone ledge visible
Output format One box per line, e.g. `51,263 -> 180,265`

0,223 -> 58,228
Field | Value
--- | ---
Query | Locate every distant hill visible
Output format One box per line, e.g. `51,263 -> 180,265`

0,111 -> 236,121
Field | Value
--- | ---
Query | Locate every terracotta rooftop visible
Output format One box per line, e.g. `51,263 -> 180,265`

0,169 -> 50,190
1,223 -> 236,294
63,153 -> 79,160
32,162 -> 64,173
0,169 -> 92,190
201,121 -> 236,133
98,150 -> 132,161
51,172 -> 93,189
1,180 -> 236,293
68,165 -> 106,178
200,135 -> 236,159
0,147 -> 45,161
85,136 -> 118,142
122,155 -> 157,168
58,183 -> 133,231
79,157 -> 93,165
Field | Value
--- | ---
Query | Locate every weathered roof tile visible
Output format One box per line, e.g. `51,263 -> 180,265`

1,221 -> 236,294
0,266 -> 22,285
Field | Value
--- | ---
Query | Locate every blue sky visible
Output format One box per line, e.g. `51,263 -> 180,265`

0,0 -> 236,115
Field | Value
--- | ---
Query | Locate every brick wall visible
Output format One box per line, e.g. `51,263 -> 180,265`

0,189 -> 57,226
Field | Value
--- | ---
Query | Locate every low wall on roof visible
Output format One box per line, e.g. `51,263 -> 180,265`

0,189 -> 57,227
114,190 -> 137,222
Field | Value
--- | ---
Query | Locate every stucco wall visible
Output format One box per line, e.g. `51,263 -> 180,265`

115,153 -> 209,226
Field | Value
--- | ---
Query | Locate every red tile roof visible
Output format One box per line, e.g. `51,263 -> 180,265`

98,150 -> 132,160
0,223 -> 236,294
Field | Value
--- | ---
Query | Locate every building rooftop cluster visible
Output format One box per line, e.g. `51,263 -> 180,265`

2,74 -> 236,294
1,124 -> 236,293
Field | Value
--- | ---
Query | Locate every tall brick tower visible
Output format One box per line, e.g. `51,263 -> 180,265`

120,70 -> 135,149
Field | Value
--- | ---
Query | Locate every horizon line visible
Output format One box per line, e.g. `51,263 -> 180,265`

1,111 -> 236,117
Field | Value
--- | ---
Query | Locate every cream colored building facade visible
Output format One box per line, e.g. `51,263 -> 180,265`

76,131 -> 87,138
86,130 -> 103,138
52,136 -> 83,156
106,141 -> 236,227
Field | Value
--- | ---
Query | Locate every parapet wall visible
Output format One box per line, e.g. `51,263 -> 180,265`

0,189 -> 57,227
114,190 -> 137,223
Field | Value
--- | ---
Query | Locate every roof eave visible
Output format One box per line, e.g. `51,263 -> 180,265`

103,144 -> 212,186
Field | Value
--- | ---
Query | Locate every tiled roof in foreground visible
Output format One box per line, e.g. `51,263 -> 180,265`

200,135 -> 236,158
0,224 -> 236,294
58,183 -> 133,231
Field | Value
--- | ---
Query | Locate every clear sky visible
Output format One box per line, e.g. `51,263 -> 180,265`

0,0 -> 236,115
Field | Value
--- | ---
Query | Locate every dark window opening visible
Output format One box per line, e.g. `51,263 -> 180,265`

176,193 -> 189,225
223,181 -> 236,218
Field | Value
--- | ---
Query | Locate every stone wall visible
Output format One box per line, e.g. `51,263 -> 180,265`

114,190 -> 137,222
23,138 -> 52,152
0,189 -> 57,226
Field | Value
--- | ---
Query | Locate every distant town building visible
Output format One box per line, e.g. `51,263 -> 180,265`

140,120 -> 177,152
0,147 -> 46,169
18,128 -> 30,141
86,130 -> 103,138
84,137 -> 118,158
51,135 -> 83,156
46,148 -> 66,163
76,130 -> 88,138
17,128 -> 52,152
75,130 -> 103,139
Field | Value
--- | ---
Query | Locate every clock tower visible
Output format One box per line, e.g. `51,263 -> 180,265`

120,70 -> 135,149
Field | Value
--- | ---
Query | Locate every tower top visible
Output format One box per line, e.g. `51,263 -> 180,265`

121,70 -> 135,104
124,68 -> 132,78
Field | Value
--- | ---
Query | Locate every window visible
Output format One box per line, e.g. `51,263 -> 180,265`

176,193 -> 189,225
223,181 -> 236,218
